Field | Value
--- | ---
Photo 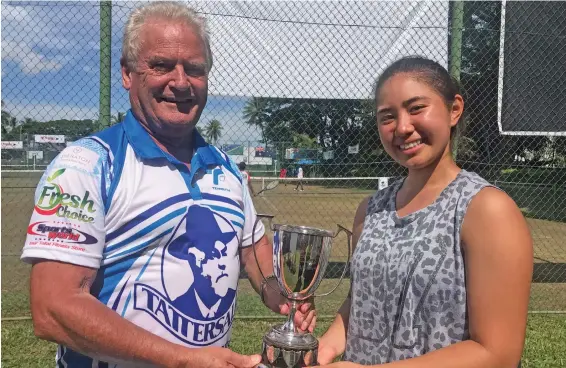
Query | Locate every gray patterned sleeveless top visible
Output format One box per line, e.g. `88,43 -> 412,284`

344,170 -> 493,364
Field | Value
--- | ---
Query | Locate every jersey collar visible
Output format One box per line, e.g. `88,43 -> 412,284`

122,109 -> 223,170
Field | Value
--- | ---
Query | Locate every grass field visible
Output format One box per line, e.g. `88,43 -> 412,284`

2,173 -> 566,367
2,284 -> 566,367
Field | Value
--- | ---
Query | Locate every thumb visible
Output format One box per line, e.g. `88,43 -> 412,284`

227,352 -> 262,368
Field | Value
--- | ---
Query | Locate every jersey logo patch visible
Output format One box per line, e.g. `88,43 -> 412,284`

134,205 -> 239,346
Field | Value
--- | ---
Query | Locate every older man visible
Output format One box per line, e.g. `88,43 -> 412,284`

21,2 -> 314,367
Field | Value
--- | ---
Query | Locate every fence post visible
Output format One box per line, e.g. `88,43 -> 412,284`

449,1 -> 464,160
99,0 -> 112,131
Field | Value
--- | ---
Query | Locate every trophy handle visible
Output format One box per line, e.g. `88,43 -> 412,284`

313,224 -> 352,298
251,214 -> 280,294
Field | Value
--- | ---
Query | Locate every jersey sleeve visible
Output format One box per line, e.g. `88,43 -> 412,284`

240,178 -> 265,248
21,142 -> 107,269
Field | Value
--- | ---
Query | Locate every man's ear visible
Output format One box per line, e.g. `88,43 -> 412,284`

121,63 -> 132,90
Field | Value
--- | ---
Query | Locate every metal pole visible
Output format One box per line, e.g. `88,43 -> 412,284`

99,1 -> 112,131
449,1 -> 464,160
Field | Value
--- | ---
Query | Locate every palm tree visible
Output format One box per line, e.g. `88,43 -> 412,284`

204,119 -> 222,145
111,111 -> 126,125
1,100 -> 17,134
243,97 -> 268,143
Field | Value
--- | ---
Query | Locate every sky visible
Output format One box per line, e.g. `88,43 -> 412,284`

1,0 -> 449,145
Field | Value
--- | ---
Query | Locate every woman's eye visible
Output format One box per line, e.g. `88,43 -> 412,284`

379,115 -> 394,124
409,105 -> 425,113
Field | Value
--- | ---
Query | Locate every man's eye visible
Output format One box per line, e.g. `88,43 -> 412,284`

152,63 -> 172,71
185,66 -> 206,77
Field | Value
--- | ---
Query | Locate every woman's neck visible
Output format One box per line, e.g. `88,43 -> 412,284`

397,151 -> 461,212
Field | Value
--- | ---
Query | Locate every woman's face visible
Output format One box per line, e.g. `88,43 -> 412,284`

376,73 -> 463,170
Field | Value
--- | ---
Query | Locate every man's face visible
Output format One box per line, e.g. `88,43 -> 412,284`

122,18 -> 209,138
201,241 -> 231,297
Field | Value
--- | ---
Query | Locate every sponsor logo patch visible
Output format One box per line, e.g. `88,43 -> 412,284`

26,221 -> 98,251
34,168 -> 97,223
57,146 -> 99,172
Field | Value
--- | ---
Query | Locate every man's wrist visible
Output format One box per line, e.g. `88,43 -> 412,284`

260,274 -> 278,304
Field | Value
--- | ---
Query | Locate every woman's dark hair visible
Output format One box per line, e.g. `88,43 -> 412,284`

374,56 -> 466,142
238,161 -> 246,170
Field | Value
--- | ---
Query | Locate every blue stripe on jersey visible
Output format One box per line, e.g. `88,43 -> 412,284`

121,292 -> 132,318
105,194 -> 190,243
61,348 -> 93,366
231,220 -> 244,229
111,276 -> 131,311
100,167 -> 108,206
207,205 -> 245,220
104,208 -> 185,255
202,193 -> 242,209
106,227 -> 174,260
137,246 -> 159,281
98,252 -> 144,305
56,346 -> 64,368
120,246 -> 159,317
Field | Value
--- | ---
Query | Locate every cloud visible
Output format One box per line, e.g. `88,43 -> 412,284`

1,2 -> 99,75
2,40 -> 63,75
1,4 -> 62,74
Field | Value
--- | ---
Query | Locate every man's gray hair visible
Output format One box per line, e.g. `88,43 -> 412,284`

121,1 -> 212,71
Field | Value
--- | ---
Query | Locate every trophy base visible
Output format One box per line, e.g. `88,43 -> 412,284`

260,324 -> 318,368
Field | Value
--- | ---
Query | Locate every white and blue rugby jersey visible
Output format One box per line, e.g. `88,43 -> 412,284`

22,110 -> 265,367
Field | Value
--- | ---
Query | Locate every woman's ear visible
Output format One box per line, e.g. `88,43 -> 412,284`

450,94 -> 464,128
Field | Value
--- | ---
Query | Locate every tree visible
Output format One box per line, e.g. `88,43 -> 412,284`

111,111 -> 126,126
243,97 -> 269,143
204,119 -> 222,145
1,100 -> 17,135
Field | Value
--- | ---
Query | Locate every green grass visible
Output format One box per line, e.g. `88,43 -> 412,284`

2,314 -> 565,367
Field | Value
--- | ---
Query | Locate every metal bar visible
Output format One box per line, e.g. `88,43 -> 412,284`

99,1 -> 112,130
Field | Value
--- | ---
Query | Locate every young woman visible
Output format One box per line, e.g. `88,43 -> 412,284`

317,57 -> 533,368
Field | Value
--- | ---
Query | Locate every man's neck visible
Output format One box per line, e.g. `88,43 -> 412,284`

140,121 -> 195,164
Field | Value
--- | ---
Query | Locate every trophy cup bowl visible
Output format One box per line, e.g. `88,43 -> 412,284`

252,215 -> 352,368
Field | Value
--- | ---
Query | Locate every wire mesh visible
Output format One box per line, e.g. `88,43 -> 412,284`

1,1 -> 565,315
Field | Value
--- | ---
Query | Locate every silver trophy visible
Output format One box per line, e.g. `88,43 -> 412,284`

252,214 -> 352,368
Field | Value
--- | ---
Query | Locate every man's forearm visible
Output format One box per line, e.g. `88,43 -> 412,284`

242,235 -> 274,294
35,293 -> 186,367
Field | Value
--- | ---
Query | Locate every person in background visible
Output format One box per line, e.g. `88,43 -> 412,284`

21,2 -> 315,367
294,166 -> 304,191
279,166 -> 288,186
238,161 -> 255,195
317,56 -> 532,368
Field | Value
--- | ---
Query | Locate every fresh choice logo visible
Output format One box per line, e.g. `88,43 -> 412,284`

34,168 -> 96,223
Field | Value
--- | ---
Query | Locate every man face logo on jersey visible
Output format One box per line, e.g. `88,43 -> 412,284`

135,205 -> 240,346
163,205 -> 239,320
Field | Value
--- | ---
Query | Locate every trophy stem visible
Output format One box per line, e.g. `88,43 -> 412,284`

282,300 -> 297,332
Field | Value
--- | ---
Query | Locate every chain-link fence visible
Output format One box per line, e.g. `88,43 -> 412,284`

2,0 -> 565,320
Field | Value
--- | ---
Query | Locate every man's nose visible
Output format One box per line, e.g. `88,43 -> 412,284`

170,65 -> 190,90
218,264 -> 226,271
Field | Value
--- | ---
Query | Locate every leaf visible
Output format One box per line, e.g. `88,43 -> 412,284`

47,168 -> 66,182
